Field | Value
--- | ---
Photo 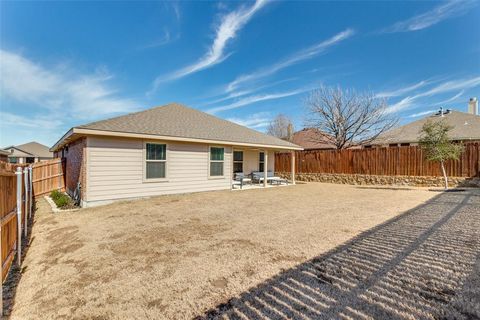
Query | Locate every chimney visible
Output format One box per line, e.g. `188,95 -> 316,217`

468,97 -> 478,115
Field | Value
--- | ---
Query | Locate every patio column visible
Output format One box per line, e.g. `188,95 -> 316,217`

291,151 -> 296,185
263,150 -> 268,188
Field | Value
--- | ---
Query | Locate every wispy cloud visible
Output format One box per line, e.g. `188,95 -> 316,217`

408,110 -> 436,118
226,29 -> 355,93
384,76 -> 480,114
382,0 -> 476,33
202,77 -> 298,106
206,88 -> 308,114
376,80 -> 429,98
150,0 -> 268,92
0,49 -> 137,119
226,112 -> 271,130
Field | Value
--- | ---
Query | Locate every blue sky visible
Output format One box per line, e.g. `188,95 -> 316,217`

1,0 -> 479,147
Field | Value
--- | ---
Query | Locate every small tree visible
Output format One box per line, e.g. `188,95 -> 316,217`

418,120 -> 463,189
305,86 -> 397,149
267,114 -> 294,141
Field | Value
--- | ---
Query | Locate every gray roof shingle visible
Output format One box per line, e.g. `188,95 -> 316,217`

373,111 -> 480,145
77,103 -> 301,149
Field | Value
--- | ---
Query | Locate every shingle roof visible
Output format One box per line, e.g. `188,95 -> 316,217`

292,128 -> 336,150
2,142 -> 53,158
76,103 -> 301,149
373,111 -> 480,145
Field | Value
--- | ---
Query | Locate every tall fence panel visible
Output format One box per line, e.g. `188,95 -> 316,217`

31,158 -> 65,197
0,162 -> 34,315
275,143 -> 480,177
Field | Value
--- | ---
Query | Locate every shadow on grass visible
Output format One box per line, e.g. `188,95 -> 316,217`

197,190 -> 480,320
2,201 -> 37,318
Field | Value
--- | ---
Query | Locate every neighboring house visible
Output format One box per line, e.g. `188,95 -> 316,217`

51,103 -> 302,207
291,128 -> 336,150
367,99 -> 480,147
2,141 -> 54,164
0,149 -> 10,162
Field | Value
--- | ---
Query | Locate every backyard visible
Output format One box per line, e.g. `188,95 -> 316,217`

6,183 -> 479,319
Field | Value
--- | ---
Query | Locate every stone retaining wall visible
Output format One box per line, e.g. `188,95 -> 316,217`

276,172 -> 480,188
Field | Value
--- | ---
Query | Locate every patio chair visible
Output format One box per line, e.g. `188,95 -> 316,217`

232,172 -> 252,189
251,171 -> 288,185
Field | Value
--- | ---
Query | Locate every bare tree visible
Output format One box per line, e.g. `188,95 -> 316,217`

267,114 -> 294,141
305,86 -> 397,149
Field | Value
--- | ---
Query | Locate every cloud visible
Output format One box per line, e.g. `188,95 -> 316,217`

150,0 -> 268,92
0,49 -> 137,119
382,0 -> 476,33
226,112 -> 271,130
376,80 -> 429,98
408,110 -> 436,118
139,28 -> 176,50
226,29 -> 355,93
206,88 -> 308,114
384,76 -> 480,114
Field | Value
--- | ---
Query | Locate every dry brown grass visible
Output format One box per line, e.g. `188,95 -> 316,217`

8,183 -> 437,319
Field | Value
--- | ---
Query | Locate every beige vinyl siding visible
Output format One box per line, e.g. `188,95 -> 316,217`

241,149 -> 275,174
86,136 -> 232,203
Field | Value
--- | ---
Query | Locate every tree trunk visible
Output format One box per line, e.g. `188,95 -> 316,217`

440,161 -> 448,189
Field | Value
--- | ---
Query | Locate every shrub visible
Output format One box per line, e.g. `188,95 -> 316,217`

50,190 -> 72,208
50,190 -> 62,201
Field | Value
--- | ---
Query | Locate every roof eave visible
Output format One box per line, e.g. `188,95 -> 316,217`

52,127 -> 304,151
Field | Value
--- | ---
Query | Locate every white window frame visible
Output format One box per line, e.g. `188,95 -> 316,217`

208,146 -> 225,179
233,150 -> 244,174
143,141 -> 168,182
259,151 -> 265,172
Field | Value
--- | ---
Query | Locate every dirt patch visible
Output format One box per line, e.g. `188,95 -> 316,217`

8,182 -> 437,319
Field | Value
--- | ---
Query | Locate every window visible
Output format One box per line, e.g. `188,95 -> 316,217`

259,152 -> 265,172
210,147 -> 224,177
145,143 -> 167,179
9,157 -> 17,164
233,151 -> 243,173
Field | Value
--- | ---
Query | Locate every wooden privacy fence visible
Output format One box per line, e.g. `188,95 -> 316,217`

31,158 -> 65,196
276,143 -> 480,177
0,163 -> 34,315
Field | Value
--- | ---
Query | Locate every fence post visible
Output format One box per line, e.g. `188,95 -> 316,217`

29,167 -> 33,218
23,168 -> 29,238
15,167 -> 22,266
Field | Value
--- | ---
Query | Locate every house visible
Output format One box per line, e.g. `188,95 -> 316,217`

0,149 -> 10,162
51,103 -> 302,207
2,141 -> 53,164
367,98 -> 480,147
291,128 -> 336,150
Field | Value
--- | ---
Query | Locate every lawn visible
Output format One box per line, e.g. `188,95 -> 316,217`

9,183 -> 438,319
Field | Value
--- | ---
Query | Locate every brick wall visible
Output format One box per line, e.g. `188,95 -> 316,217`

63,137 -> 86,200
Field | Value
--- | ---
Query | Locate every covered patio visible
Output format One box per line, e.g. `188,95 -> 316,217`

231,148 -> 296,189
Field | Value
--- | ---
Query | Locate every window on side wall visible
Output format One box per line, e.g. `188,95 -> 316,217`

259,152 -> 265,172
145,143 -> 167,179
233,151 -> 243,173
210,147 -> 224,177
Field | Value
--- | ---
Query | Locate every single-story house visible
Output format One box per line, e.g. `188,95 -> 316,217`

2,141 -> 53,164
291,128 -> 336,150
51,103 -> 303,207
0,149 -> 10,162
366,100 -> 480,147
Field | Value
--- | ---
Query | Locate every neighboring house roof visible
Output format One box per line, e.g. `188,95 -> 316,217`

2,142 -> 53,158
0,149 -> 10,156
372,111 -> 480,145
292,128 -> 336,150
52,103 -> 303,151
